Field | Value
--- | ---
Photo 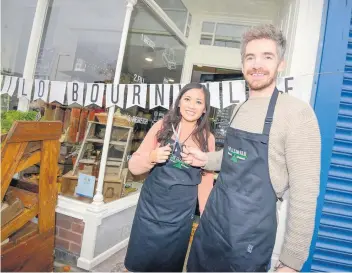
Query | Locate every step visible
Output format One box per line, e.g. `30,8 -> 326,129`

1,187 -> 39,242
2,222 -> 38,252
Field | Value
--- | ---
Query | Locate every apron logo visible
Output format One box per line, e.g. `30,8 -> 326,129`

228,147 -> 247,163
170,154 -> 190,170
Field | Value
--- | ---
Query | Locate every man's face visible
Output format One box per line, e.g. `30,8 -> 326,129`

242,38 -> 284,91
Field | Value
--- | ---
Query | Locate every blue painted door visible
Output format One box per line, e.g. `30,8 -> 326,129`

303,0 -> 352,271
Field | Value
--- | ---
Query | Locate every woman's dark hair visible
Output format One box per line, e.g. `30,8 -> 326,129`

156,82 -> 211,152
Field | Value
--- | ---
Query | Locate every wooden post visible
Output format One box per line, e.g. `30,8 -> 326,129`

38,140 -> 60,234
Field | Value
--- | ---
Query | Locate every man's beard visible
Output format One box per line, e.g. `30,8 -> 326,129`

244,70 -> 278,91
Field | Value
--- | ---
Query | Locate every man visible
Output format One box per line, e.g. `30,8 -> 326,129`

182,24 -> 321,272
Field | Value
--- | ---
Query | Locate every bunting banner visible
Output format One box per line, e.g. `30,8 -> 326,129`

0,75 -> 306,110
106,84 -> 125,109
18,78 -> 34,101
33,79 -> 50,102
67,81 -> 84,106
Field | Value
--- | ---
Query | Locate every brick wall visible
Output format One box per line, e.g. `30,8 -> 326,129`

55,213 -> 85,256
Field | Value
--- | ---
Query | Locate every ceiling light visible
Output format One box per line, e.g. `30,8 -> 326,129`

197,64 -> 203,67
145,57 -> 153,62
168,78 -> 174,82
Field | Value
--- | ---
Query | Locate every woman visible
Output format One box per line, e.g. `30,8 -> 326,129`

124,83 -> 215,272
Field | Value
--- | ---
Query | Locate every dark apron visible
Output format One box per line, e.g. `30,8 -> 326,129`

187,88 -> 280,272
125,140 -> 201,272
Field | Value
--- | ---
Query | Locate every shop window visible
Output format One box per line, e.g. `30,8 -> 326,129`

1,0 -> 38,111
199,21 -> 250,49
120,1 -> 186,156
36,0 -> 125,82
31,0 -> 129,203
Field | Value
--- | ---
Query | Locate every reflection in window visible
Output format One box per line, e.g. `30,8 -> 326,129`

1,0 -> 38,111
154,0 -> 189,34
36,0 -> 125,83
120,1 -> 186,154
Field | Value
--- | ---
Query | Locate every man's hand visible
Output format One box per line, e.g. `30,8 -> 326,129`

181,146 -> 208,167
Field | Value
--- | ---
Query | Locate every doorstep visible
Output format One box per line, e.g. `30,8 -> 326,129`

90,246 -> 128,272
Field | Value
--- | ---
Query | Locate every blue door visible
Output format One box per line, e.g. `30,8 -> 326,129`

303,0 -> 352,271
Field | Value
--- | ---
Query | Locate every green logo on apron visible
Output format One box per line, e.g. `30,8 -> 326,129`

170,155 -> 190,169
228,147 -> 247,163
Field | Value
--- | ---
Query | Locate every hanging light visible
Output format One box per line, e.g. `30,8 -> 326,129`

145,57 -> 153,62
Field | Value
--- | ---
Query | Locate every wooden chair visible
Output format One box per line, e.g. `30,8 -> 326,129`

1,121 -> 62,272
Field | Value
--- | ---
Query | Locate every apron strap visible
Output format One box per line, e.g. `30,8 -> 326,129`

262,88 -> 279,136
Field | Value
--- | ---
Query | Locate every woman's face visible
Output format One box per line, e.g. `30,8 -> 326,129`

178,88 -> 206,123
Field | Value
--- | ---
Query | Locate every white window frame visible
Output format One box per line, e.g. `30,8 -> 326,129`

199,20 -> 251,48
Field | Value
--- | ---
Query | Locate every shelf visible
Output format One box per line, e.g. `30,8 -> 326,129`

79,158 -> 122,167
63,170 -> 123,182
88,121 -> 133,129
86,138 -> 127,146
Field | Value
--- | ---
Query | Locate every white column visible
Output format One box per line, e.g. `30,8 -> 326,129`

287,0 -> 324,104
91,0 -> 138,207
17,0 -> 50,111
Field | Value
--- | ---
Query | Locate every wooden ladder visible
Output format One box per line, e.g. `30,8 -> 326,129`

72,121 -> 133,180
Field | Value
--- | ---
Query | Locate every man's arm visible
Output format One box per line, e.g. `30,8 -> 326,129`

203,149 -> 224,171
279,107 -> 321,271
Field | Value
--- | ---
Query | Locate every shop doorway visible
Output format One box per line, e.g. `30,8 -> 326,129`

191,64 -> 245,150
191,65 -> 245,216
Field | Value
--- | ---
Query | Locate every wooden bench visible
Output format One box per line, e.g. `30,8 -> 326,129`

1,121 -> 62,272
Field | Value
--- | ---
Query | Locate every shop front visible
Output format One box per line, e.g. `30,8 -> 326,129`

1,0 -> 326,270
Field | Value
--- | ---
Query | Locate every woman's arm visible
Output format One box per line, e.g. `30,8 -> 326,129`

128,120 -> 162,175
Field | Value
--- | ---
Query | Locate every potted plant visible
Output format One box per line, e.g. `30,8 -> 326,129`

1,110 -> 39,142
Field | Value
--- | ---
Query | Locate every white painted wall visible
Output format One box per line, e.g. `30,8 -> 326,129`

271,0 -> 324,269
288,0 -> 325,103
275,0 -> 299,77
180,13 -> 273,83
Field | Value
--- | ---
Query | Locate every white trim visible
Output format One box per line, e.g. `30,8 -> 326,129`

143,0 -> 188,46
77,237 -> 129,270
56,193 -> 141,222
18,0 -> 50,111
101,193 -> 140,218
198,14 -> 273,26
56,192 -> 140,270
56,196 -> 90,219
184,12 -> 190,35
